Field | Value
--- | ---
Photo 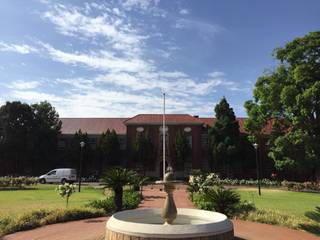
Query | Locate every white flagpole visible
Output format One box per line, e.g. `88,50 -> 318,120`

163,92 -> 166,181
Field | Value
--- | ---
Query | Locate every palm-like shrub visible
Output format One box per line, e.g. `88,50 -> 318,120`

204,187 -> 240,217
101,167 -> 138,211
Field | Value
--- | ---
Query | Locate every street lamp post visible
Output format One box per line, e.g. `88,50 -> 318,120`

253,143 -> 261,196
78,141 -> 85,192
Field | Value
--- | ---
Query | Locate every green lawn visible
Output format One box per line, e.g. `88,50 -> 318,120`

235,187 -> 320,218
0,184 -> 105,216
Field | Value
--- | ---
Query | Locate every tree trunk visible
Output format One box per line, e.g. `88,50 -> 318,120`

114,186 -> 123,212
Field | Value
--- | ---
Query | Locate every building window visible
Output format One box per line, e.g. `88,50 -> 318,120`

88,138 -> 97,149
187,135 -> 192,148
159,126 -> 168,132
184,127 -> 192,133
201,134 -> 209,149
136,127 -> 144,132
118,135 -> 126,150
58,139 -> 66,148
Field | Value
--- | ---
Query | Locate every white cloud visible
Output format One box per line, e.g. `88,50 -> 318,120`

179,9 -> 189,15
41,43 -> 150,73
6,80 -> 41,90
0,42 -> 38,54
42,4 -> 145,53
173,18 -> 223,39
1,1 -> 244,117
12,90 -> 63,102
121,0 -> 154,11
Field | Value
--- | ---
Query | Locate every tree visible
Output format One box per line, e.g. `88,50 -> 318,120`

99,129 -> 120,166
101,167 -> 137,211
66,130 -> 91,173
0,101 -> 34,174
0,101 -> 61,175
209,97 -> 240,176
134,132 -> 153,170
31,101 -> 61,173
174,130 -> 190,169
244,31 -> 320,179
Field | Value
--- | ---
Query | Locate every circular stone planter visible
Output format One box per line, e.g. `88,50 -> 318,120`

106,208 -> 234,240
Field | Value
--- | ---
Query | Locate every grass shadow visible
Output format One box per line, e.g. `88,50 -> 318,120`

305,207 -> 320,222
299,223 -> 320,236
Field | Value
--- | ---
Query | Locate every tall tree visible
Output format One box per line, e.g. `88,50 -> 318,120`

99,129 -> 120,167
209,97 -> 240,176
31,101 -> 61,173
0,101 -> 34,174
244,31 -> 320,179
66,129 -> 91,174
174,130 -> 190,169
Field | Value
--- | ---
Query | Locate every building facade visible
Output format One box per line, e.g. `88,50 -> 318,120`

58,114 -> 272,178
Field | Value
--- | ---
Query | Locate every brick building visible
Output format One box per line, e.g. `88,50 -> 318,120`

59,114 -> 272,178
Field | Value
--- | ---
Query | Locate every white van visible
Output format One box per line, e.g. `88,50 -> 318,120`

39,168 -> 77,184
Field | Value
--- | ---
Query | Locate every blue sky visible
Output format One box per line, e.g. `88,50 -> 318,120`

0,0 -> 319,117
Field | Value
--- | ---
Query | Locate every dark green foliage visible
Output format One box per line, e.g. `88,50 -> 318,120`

101,167 -> 138,211
64,129 -> 94,174
191,192 -> 214,210
86,190 -> 141,213
244,31 -> 320,179
209,97 -> 240,176
0,101 -> 61,175
131,175 -> 149,194
134,132 -> 154,170
174,130 -> 190,169
204,187 -> 241,217
31,102 -> 61,173
191,189 -> 254,218
99,129 -> 120,166
86,196 -> 115,213
0,208 -> 104,236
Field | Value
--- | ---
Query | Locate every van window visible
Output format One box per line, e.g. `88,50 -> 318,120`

48,170 -> 56,175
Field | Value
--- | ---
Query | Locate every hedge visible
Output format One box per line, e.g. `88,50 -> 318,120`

0,208 -> 104,237
0,176 -> 38,189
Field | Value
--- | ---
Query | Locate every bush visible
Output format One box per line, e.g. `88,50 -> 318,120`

0,176 -> 38,189
86,190 -> 141,213
281,180 -> 311,192
220,178 -> 280,187
188,171 -> 221,194
86,197 -> 115,213
204,187 -> 241,217
122,190 -> 141,210
0,208 -> 104,236
41,208 -> 104,225
191,192 -> 214,211
191,187 -> 255,218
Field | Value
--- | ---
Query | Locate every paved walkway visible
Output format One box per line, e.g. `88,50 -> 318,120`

3,184 -> 320,240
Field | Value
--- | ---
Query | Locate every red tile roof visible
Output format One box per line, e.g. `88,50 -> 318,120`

199,117 -> 272,134
60,118 -> 128,135
60,116 -> 273,135
124,114 -> 204,125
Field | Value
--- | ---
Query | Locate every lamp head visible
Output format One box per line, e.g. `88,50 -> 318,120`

80,141 -> 85,148
253,143 -> 258,149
